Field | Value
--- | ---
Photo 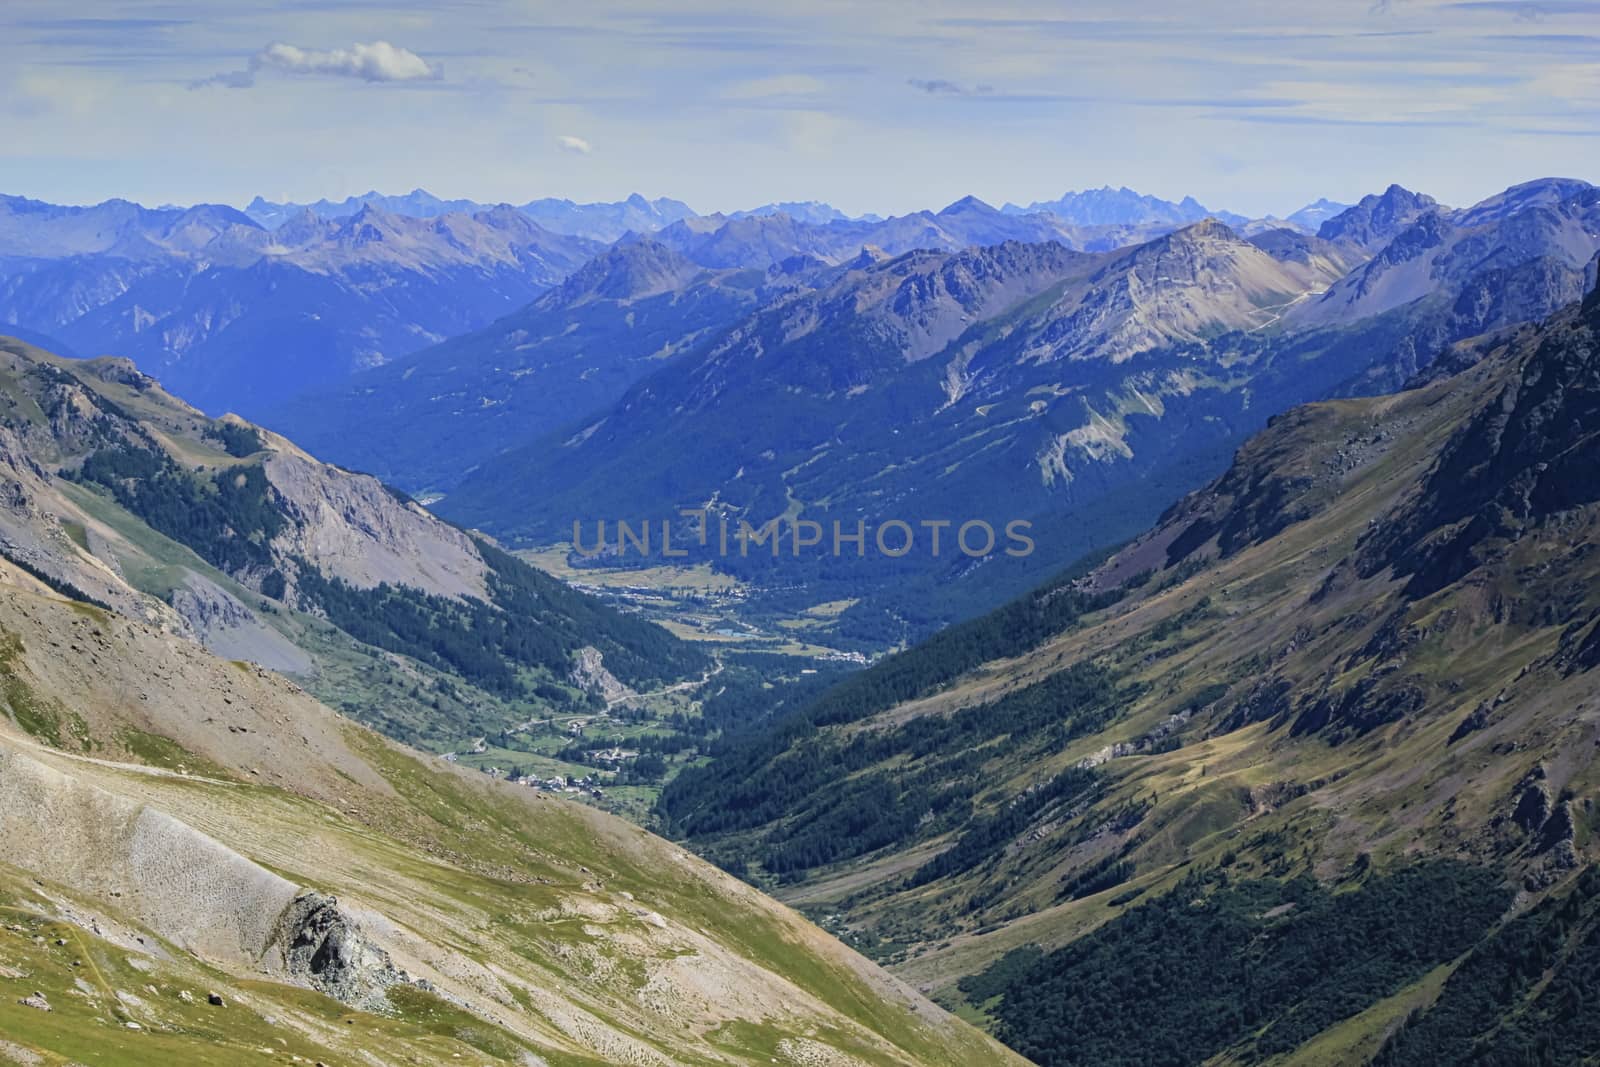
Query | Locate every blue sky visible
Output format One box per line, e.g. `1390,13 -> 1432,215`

2,0 -> 1597,217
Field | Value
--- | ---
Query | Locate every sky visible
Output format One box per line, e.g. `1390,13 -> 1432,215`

1,0 -> 1597,219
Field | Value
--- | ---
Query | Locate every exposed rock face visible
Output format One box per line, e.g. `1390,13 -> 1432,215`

168,575 -> 257,633
262,438 -> 490,603
551,239 -> 704,303
570,645 -> 633,703
0,744 -> 403,1011
168,575 -> 312,675
1025,219 -> 1341,365
0,744 -> 302,966
1289,674 -> 1428,742
1513,776 -> 1552,834
0,416 -> 179,631
683,239 -> 1087,399
1316,183 -> 1441,254
270,892 -> 405,1012
1540,800 -> 1577,854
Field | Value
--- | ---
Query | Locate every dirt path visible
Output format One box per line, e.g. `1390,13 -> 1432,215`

607,657 -> 724,708
1247,287 -> 1325,332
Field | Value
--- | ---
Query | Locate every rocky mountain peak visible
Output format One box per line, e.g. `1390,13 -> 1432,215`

550,239 -> 702,304
1166,216 -> 1240,244
939,195 -> 1001,217
1455,177 -> 1597,228
1318,183 -> 1440,249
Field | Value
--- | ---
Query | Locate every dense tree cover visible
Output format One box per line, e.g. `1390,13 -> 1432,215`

681,658 -> 854,741
657,576 -> 1116,841
292,562 -> 532,696
1374,865 -> 1600,1066
805,581 -> 1119,732
296,542 -> 707,698
624,752 -> 669,782
72,445 -> 284,573
957,945 -> 1043,1007
0,549 -> 111,610
909,767 -> 1101,887
1056,854 -> 1136,902
976,861 -> 1509,1067
71,440 -> 705,696
661,661 -> 1125,877
474,540 -> 708,688
204,421 -> 264,457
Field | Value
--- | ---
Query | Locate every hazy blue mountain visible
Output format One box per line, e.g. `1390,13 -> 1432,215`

516,192 -> 699,241
729,201 -> 859,224
265,239 -> 767,490
1292,178 -> 1600,388
0,194 -> 264,260
0,197 -> 601,415
1003,185 -> 1247,227
1286,197 -> 1352,231
641,197 -> 1098,271
641,212 -> 858,269
644,195 -> 1277,272
243,188 -> 486,228
1314,183 -> 1442,252
245,188 -> 698,243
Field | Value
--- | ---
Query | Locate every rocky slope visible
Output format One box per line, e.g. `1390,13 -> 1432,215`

0,569 -> 1016,1066
655,283 -> 1600,1063
1312,182 -> 1441,255
1291,178 -> 1600,388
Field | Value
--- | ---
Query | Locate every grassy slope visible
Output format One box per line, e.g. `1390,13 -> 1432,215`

667,310 -> 1600,1062
0,580 -> 1018,1066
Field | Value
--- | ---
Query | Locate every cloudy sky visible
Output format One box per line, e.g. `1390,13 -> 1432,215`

2,0 -> 1596,217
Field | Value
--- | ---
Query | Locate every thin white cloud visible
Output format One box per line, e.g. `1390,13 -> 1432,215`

193,40 -> 439,89
908,78 -> 994,96
556,134 -> 593,154
259,42 -> 436,82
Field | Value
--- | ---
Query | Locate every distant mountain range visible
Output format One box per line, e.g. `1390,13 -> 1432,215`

1293,178 -> 1600,388
244,188 -> 699,243
1001,185 -> 1352,235
1002,184 -> 1248,227
266,239 -> 768,491
426,218 -> 1367,640
0,183 -> 1360,425
393,180 -> 1593,642
7,177 -> 1595,646
0,194 -> 600,414
247,185 -> 1259,239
